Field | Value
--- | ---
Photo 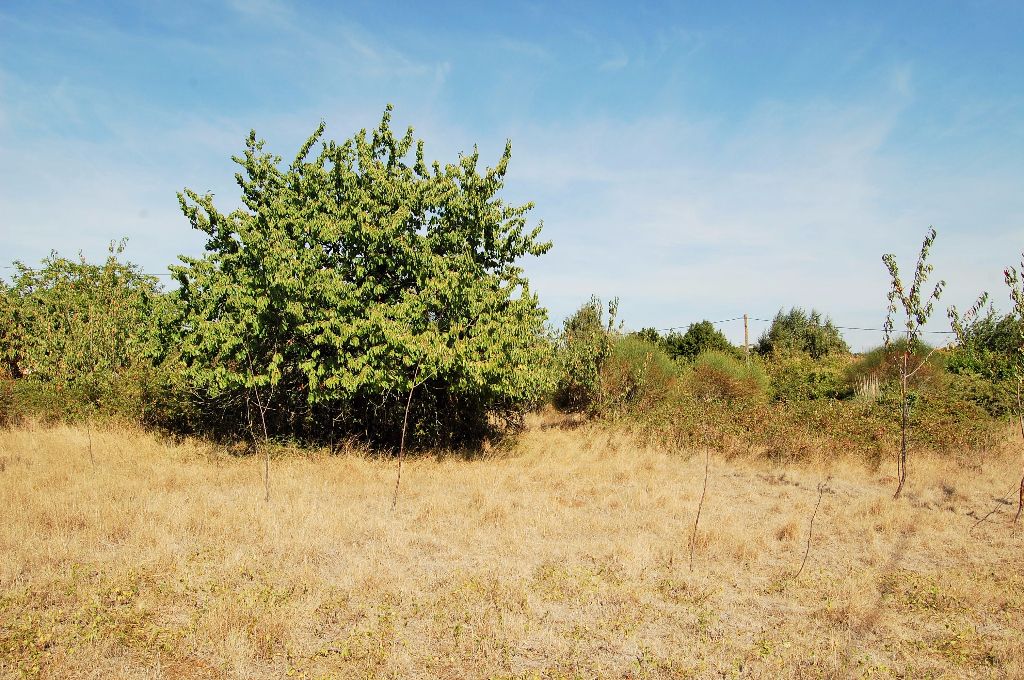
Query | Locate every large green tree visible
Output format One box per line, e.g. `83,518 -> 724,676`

172,107 -> 553,446
756,307 -> 849,359
664,320 -> 735,360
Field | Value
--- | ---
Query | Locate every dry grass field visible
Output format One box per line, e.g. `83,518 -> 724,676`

1,414 -> 1022,679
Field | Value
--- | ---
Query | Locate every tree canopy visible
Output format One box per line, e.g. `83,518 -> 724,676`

756,307 -> 849,359
171,106 -> 553,446
664,320 -> 735,360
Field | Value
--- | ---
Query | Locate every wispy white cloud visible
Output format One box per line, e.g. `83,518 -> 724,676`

2,2 -> 1020,352
599,52 -> 629,72
0,69 -> 7,130
502,77 -> 1021,348
224,0 -> 292,23
495,38 -> 550,61
888,62 -> 913,98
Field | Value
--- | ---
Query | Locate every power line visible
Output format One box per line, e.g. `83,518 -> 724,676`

650,316 -> 958,336
656,316 -> 745,332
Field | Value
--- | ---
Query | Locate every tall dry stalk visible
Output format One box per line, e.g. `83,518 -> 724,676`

392,364 -> 428,510
794,482 -> 826,580
1016,379 -> 1023,524
1003,257 -> 1024,523
968,479 -> 1023,535
688,447 -> 710,572
242,350 -> 273,503
86,413 -> 94,468
244,392 -> 272,503
392,373 -> 418,510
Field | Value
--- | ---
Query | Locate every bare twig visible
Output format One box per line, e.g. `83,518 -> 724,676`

86,413 -> 94,468
1016,476 -> 1023,525
968,480 -> 1022,535
894,350 -> 909,499
689,447 -> 710,572
252,386 -> 271,503
392,364 -> 423,510
893,342 -> 952,500
904,344 -> 945,381
241,350 -> 273,503
1016,379 -> 1023,524
794,482 -> 826,580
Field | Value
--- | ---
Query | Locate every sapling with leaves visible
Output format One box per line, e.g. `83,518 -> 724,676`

554,296 -> 620,412
882,227 -> 946,499
1003,254 -> 1024,523
948,293 -> 992,350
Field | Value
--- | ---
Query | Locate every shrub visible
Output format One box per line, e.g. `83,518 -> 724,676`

951,307 -> 1023,357
554,297 -> 616,412
847,340 -> 945,389
0,373 -> 12,428
0,245 -> 187,427
947,299 -> 1022,415
630,327 -> 661,345
767,352 -> 852,402
944,370 -> 1017,417
598,335 -> 678,413
684,350 -> 768,404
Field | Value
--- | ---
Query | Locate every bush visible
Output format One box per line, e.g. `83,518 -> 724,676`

554,297 -> 616,412
945,369 -> 1018,417
767,352 -> 852,402
630,327 -> 661,345
0,245 -> 188,428
945,307 -> 1021,415
684,351 -> 768,404
952,310 -> 1023,357
847,340 -> 944,389
598,335 -> 678,413
0,374 -> 12,428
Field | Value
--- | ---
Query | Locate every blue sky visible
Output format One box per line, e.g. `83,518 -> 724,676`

1,1 -> 1022,349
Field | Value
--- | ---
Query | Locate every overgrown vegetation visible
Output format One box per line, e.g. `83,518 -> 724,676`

543,239 -> 1008,467
1,228 -> 1016,465
999,253 -> 1024,521
664,320 -> 737,360
2,109 -> 557,449
553,296 -> 618,412
2,114 -> 1022,679
0,111 -> 1019,468
0,244 -> 187,428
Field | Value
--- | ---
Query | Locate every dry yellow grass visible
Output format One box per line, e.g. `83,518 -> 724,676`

1,415 -> 1022,679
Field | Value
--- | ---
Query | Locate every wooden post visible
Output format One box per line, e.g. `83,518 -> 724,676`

743,313 -> 749,362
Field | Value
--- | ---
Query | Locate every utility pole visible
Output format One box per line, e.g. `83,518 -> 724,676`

743,313 -> 750,362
